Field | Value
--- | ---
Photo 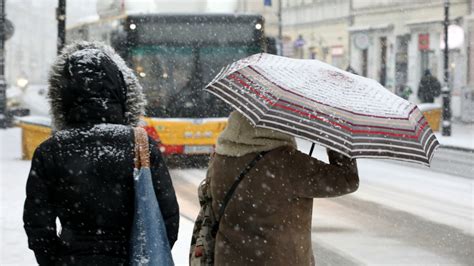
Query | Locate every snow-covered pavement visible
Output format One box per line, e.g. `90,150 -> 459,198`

1,128 -> 473,265
0,129 -> 33,265
434,122 -> 474,150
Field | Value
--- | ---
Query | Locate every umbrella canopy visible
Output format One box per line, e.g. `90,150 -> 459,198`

205,53 -> 439,166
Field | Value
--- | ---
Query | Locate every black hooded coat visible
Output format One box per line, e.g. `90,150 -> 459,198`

23,42 -> 179,266
417,70 -> 441,103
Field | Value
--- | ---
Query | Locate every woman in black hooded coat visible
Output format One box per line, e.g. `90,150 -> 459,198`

23,42 -> 179,265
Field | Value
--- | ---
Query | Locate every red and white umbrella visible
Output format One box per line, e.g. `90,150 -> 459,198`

205,53 -> 439,165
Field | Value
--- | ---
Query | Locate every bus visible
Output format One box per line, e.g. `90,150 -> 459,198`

67,14 -> 267,162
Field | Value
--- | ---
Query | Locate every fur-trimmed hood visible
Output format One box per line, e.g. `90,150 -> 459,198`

48,41 -> 146,130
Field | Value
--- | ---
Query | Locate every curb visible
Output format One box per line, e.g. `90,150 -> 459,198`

440,145 -> 474,153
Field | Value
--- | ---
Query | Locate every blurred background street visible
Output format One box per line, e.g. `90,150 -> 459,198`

1,0 -> 473,265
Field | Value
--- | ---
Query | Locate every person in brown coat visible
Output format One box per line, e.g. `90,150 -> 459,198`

209,111 -> 359,266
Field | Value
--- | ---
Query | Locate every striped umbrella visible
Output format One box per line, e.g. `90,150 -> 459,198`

205,53 -> 439,165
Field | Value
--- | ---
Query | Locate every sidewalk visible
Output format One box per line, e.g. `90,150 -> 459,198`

434,121 -> 474,151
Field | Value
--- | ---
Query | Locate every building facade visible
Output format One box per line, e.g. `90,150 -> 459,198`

461,0 -> 473,121
237,0 -> 351,68
240,0 -> 471,119
349,0 -> 470,111
281,0 -> 350,69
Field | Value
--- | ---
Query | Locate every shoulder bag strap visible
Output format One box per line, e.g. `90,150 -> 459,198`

133,127 -> 150,169
211,150 -> 268,236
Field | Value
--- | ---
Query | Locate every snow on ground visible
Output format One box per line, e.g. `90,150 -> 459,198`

297,139 -> 473,235
0,127 -> 194,265
172,216 -> 194,265
0,128 -> 35,265
434,122 -> 474,150
355,159 -> 473,234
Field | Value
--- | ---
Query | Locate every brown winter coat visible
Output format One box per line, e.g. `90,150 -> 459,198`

209,146 -> 359,266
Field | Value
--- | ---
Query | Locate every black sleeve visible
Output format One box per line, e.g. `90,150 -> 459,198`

149,138 -> 180,248
23,146 -> 60,266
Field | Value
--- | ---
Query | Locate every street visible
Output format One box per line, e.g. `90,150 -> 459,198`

428,147 -> 474,179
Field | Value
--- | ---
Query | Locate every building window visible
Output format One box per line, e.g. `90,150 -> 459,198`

420,50 -> 435,76
395,35 -> 410,95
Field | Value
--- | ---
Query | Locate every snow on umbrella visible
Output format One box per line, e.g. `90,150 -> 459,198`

205,53 -> 439,166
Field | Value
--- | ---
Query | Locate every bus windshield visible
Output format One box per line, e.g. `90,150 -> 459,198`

130,45 -> 260,118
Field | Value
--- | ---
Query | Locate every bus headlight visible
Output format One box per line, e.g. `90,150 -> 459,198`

255,23 -> 262,30
129,23 -> 137,30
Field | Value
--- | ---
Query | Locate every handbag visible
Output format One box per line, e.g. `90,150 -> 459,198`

189,151 -> 267,266
130,127 -> 174,266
